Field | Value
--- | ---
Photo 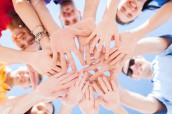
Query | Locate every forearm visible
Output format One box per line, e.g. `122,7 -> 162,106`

119,87 -> 162,113
59,104 -> 73,114
83,0 -> 100,19
8,92 -> 42,114
103,0 -> 120,20
112,105 -> 129,114
12,0 -> 50,49
131,37 -> 170,57
0,46 -> 29,64
0,95 -> 26,112
131,1 -> 172,41
31,0 -> 60,34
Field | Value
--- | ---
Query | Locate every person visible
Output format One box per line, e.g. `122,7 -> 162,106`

58,0 -> 81,27
13,0 -> 90,74
1,71 -> 78,114
25,102 -> 55,114
87,0 -> 172,81
119,35 -> 172,113
116,0 -> 169,24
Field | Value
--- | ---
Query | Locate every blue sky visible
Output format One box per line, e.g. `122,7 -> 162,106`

1,0 -> 172,114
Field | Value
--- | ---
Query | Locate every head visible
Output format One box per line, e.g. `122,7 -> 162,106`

122,56 -> 152,80
7,12 -> 35,50
59,0 -> 81,27
26,102 -> 55,114
7,66 -> 42,89
116,0 -> 148,24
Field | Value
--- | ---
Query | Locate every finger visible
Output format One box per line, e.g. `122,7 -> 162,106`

29,72 -> 37,89
89,37 -> 99,54
48,69 -> 57,75
89,86 -> 94,102
85,45 -> 92,65
60,77 -> 78,89
60,54 -> 67,73
105,40 -> 110,60
92,83 -> 104,96
86,32 -> 96,44
73,49 -> 85,66
111,79 -> 118,92
109,47 -> 118,55
85,86 -> 90,99
79,74 -> 88,89
82,81 -> 89,94
102,76 -> 112,91
66,51 -> 76,71
46,72 -> 52,77
90,69 -> 105,81
58,71 -> 75,80
109,50 -> 120,62
61,74 -> 78,84
52,49 -> 58,68
52,66 -> 62,73
54,72 -> 64,78
95,40 -> 103,59
84,62 -> 101,72
110,53 -> 125,65
98,77 -> 108,93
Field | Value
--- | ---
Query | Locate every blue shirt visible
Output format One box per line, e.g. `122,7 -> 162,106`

153,0 -> 169,7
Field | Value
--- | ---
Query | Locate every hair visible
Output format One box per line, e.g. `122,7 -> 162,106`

54,0 -> 74,9
24,102 -> 55,114
116,0 -> 160,25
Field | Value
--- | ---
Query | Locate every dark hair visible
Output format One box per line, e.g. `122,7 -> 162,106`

24,102 -> 55,114
54,0 -> 74,9
116,0 -> 160,25
142,0 -> 160,11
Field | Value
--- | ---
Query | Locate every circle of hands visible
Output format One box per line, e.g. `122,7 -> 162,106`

32,18 -> 138,112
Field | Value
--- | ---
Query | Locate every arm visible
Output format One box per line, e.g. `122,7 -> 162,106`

132,37 -> 171,57
59,105 -> 73,114
119,87 -> 165,113
12,0 -> 51,49
131,0 -> 172,41
30,0 -> 60,34
83,0 -> 100,20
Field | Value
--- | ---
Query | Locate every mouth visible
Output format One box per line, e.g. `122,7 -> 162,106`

128,1 -> 137,10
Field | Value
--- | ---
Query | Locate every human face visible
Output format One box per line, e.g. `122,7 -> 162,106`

60,4 -> 81,27
30,102 -> 53,114
123,56 -> 152,80
116,0 -> 146,23
11,67 -> 32,89
12,26 -> 35,50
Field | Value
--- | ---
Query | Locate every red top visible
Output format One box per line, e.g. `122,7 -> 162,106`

0,0 -> 14,37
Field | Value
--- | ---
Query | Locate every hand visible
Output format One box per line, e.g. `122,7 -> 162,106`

79,86 -> 99,114
73,18 -> 95,65
86,19 -> 120,60
50,27 -> 90,73
108,31 -> 138,68
84,56 -> 120,81
59,71 -> 89,106
34,71 -> 78,103
28,49 -> 62,76
93,77 -> 120,111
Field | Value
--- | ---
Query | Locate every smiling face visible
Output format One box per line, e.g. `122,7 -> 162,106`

122,56 -> 152,80
12,26 -> 35,50
116,0 -> 147,23
59,3 -> 81,27
29,102 -> 54,114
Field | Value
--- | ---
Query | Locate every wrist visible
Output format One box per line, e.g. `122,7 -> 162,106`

39,35 -> 51,50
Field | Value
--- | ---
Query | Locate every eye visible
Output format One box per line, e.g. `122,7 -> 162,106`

127,13 -> 132,18
20,44 -> 25,49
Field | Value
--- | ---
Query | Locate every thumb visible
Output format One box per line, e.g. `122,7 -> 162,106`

70,27 -> 91,37
29,71 -> 38,89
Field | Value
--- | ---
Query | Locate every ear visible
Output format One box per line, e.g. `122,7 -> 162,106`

59,14 -> 62,20
77,10 -> 81,16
